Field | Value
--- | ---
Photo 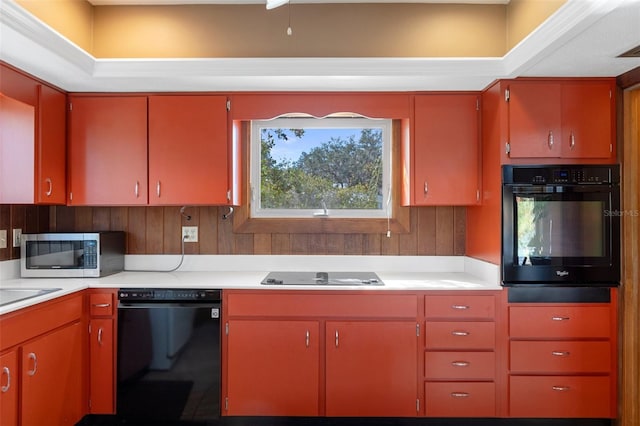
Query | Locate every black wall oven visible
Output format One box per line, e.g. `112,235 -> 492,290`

502,165 -> 620,286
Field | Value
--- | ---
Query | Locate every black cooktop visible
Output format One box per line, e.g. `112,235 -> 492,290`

261,271 -> 384,286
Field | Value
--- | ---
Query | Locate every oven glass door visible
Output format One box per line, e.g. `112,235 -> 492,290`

502,185 -> 619,284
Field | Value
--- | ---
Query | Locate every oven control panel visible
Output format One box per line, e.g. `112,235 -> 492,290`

504,165 -> 619,185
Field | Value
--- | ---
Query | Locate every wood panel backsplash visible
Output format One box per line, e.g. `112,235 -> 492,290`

0,204 -> 50,261
44,205 -> 466,257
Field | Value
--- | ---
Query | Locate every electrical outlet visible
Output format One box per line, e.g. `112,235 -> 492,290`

0,230 -> 7,249
12,228 -> 22,248
181,226 -> 198,243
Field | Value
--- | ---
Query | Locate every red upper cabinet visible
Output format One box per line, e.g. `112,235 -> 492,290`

36,84 -> 67,204
405,94 -> 480,206
506,81 -> 562,158
0,63 -> 66,204
68,96 -> 148,205
561,81 -> 615,159
504,79 -> 616,162
148,95 -> 230,205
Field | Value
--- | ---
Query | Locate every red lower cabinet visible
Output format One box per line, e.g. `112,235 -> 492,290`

0,294 -> 86,426
509,376 -> 611,418
425,382 -> 495,417
21,322 -> 84,426
0,350 -> 18,426
507,289 -> 617,419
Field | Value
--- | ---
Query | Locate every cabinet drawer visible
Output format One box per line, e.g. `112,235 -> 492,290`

509,375 -> 612,418
226,293 -> 417,318
509,306 -> 611,338
510,341 -> 611,373
425,382 -> 495,417
425,351 -> 495,380
89,293 -> 114,316
425,295 -> 495,319
425,322 -> 495,350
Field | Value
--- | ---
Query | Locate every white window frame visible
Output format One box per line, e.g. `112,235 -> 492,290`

250,116 -> 393,219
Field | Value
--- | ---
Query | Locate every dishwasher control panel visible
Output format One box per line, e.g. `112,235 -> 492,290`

118,288 -> 221,302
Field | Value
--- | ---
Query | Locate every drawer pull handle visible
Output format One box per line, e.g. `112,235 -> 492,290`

551,316 -> 570,321
451,305 -> 470,310
552,386 -> 570,392
451,331 -> 470,336
27,353 -> 37,376
552,351 -> 571,357
451,361 -> 470,367
451,392 -> 470,398
93,303 -> 111,308
1,367 -> 10,393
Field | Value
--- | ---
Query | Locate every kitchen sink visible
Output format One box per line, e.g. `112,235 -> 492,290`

261,271 -> 384,286
0,288 -> 63,307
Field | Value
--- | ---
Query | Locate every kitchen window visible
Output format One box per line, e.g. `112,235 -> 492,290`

249,116 -> 392,219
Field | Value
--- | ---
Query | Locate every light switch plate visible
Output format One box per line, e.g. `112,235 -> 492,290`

12,228 -> 22,248
0,230 -> 7,249
182,226 -> 198,243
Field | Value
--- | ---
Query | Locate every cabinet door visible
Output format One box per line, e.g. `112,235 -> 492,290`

36,84 -> 66,204
0,94 -> 34,203
561,81 -> 614,159
68,96 -> 148,205
413,94 -> 479,205
325,321 -> 418,417
148,95 -> 229,205
0,350 -> 18,426
226,320 -> 319,416
21,321 -> 84,426
89,319 -> 114,414
507,81 -> 562,158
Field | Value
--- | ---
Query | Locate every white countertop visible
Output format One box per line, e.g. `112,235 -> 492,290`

0,255 -> 501,315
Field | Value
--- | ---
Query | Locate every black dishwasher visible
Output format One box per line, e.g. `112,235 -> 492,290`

117,288 -> 221,425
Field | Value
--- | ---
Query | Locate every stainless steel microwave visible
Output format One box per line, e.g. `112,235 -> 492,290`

21,232 -> 125,278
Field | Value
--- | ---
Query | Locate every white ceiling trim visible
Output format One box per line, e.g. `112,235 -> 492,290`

1,0 -> 639,93
86,0 -> 510,5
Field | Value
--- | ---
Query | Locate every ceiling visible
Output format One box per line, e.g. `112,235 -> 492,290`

1,0 -> 639,92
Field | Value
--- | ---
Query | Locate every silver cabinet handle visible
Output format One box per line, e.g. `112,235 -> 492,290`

451,392 -> 470,398
98,327 -> 104,346
45,178 -> 53,196
548,131 -> 554,149
451,361 -> 470,367
135,181 -> 140,198
1,367 -> 10,392
27,353 -> 37,376
305,330 -> 310,348
552,386 -> 570,392
451,331 -> 470,336
451,305 -> 470,310
424,181 -> 428,195
156,181 -> 161,197
552,351 -> 571,357
92,303 -> 111,308
335,330 -> 339,348
552,316 -> 570,321
570,132 -> 576,149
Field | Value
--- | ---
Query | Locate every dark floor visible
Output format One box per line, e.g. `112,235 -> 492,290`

77,415 -> 613,426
